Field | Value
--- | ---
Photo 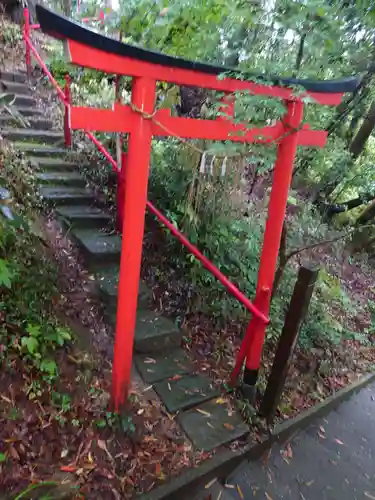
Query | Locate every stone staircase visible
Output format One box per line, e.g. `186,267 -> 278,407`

0,70 -> 249,452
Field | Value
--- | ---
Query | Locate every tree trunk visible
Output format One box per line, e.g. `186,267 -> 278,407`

178,86 -> 208,118
295,32 -> 306,74
349,100 -> 375,159
61,0 -> 72,16
356,199 -> 375,225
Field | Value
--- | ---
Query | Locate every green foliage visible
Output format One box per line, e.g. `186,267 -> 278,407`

95,411 -> 135,434
0,93 -> 29,128
18,324 -> 71,381
149,139 -> 264,319
0,150 -> 73,394
0,258 -> 13,288
0,18 -> 22,45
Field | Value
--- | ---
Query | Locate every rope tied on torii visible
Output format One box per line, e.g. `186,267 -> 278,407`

129,101 -> 305,160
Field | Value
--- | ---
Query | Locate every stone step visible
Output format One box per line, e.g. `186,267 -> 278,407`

14,106 -> 44,117
56,205 -> 112,229
29,157 -> 78,170
154,374 -> 220,414
2,128 -> 64,145
36,172 -> 86,187
0,79 -> 31,95
39,186 -> 96,206
104,308 -> 182,353
12,94 -> 36,107
0,115 -> 53,130
71,229 -> 121,267
135,348 -> 193,384
14,142 -> 67,157
96,267 -> 151,309
178,399 -> 249,452
134,310 -> 182,353
0,71 -> 27,83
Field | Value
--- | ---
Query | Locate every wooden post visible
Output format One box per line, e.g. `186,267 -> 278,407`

260,265 -> 320,420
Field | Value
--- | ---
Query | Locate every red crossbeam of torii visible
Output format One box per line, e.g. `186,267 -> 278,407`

36,5 -> 360,411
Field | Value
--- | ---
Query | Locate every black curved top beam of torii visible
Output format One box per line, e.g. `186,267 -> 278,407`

36,5 -> 360,96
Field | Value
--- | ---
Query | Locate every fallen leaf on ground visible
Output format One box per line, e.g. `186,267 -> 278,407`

265,492 -> 273,500
305,480 -> 315,487
334,438 -> 344,445
144,358 -> 156,364
60,465 -> 76,472
196,409 -> 211,417
236,484 -> 244,499
155,462 -> 165,480
215,398 -> 226,404
223,423 -> 234,430
8,447 -> 20,461
205,478 -> 217,489
285,444 -> 293,459
97,439 -> 113,461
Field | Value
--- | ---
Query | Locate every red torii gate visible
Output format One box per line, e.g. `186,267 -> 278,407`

36,5 -> 359,411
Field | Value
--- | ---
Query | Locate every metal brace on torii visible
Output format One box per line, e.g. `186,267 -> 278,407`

36,5 -> 360,411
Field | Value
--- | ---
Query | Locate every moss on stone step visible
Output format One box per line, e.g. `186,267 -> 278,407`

0,71 -> 27,83
96,267 -> 151,308
30,157 -> 78,171
56,205 -> 112,229
71,229 -> 121,266
14,142 -> 67,157
103,308 -> 181,352
178,399 -> 249,451
36,172 -> 86,187
2,128 -> 64,145
39,186 -> 96,206
135,348 -> 192,384
0,116 -> 53,130
154,374 -> 220,413
0,79 -> 31,94
134,310 -> 182,353
12,106 -> 44,117
12,94 -> 36,107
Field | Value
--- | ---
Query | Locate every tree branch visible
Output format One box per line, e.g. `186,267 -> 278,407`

272,224 -> 374,298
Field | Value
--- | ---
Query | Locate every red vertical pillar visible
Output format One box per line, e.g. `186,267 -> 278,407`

242,99 -> 303,400
112,77 -> 156,412
23,8 -> 31,79
64,74 -> 72,148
